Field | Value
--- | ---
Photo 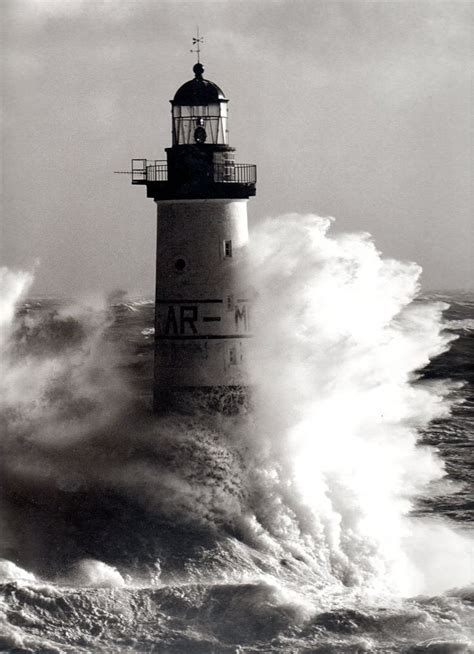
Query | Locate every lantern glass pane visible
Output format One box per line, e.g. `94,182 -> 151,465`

172,102 -> 228,145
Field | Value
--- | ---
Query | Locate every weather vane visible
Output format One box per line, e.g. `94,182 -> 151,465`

190,27 -> 203,63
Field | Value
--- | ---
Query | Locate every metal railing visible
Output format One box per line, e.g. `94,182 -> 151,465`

146,162 -> 168,182
132,159 -> 167,183
213,163 -> 257,184
132,159 -> 256,185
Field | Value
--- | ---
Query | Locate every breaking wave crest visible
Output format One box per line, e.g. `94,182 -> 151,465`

0,214 -> 473,650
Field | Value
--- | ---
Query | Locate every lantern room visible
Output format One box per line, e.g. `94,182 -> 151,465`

130,57 -> 256,201
171,63 -> 229,146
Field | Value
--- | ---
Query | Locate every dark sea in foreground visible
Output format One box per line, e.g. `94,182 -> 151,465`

0,289 -> 473,653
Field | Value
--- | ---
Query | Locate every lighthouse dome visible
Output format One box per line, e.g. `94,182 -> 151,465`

172,63 -> 227,106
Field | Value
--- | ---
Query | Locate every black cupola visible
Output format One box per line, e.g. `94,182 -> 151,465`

173,63 -> 227,106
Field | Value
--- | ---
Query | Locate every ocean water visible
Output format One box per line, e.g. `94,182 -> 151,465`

0,215 -> 473,653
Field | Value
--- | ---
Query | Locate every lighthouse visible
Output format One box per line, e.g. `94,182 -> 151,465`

131,49 -> 256,412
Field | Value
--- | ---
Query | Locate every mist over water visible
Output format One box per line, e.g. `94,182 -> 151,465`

0,215 -> 473,651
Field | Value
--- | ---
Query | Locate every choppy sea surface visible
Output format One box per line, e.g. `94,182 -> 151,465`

0,218 -> 473,653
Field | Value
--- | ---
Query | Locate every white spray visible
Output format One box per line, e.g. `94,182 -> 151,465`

242,214 -> 470,596
0,214 -> 471,598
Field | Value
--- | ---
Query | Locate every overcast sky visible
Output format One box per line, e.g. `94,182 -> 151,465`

2,0 -> 472,295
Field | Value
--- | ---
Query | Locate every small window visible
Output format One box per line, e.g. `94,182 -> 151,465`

229,346 -> 237,365
223,240 -> 232,258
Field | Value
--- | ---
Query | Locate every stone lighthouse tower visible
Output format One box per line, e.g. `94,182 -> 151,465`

132,55 -> 256,412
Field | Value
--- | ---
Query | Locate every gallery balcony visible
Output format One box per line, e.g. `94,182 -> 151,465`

131,158 -> 257,201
